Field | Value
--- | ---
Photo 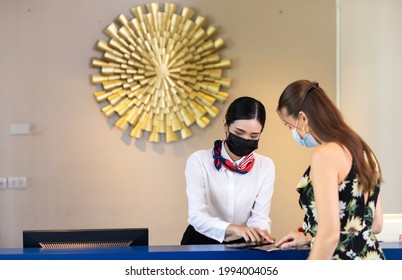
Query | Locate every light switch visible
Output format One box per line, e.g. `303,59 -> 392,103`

8,177 -> 27,188
10,123 -> 30,135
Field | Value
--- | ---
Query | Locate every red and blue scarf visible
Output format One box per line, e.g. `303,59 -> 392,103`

213,140 -> 255,174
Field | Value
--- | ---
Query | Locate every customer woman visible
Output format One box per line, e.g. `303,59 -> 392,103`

275,80 -> 385,260
181,96 -> 276,245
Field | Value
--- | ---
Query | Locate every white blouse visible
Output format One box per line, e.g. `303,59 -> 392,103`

185,143 -> 275,242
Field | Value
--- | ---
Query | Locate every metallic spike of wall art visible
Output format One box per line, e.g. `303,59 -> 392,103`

90,2 -> 231,143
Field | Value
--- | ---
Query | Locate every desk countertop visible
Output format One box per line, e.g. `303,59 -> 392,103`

0,242 -> 400,260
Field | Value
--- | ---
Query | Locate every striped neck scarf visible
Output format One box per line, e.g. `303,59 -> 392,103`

213,140 -> 255,174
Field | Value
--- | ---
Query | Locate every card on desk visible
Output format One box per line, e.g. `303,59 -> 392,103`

226,241 -> 279,252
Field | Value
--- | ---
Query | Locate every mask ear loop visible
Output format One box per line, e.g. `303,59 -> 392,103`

223,120 -> 229,138
296,113 -> 307,134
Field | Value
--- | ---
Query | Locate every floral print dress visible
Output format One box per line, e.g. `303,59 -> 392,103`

297,165 -> 385,260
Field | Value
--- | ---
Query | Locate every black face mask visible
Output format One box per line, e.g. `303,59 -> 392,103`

226,132 -> 259,157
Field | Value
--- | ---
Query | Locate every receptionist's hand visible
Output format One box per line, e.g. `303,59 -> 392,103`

275,231 -> 311,249
226,224 -> 275,243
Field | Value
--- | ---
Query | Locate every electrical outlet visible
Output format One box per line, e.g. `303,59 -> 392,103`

0,177 -> 7,189
8,177 -> 27,189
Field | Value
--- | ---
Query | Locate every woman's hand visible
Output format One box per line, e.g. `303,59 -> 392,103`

275,231 -> 311,249
226,224 -> 275,243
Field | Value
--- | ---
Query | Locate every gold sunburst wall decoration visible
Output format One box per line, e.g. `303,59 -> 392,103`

90,2 -> 231,143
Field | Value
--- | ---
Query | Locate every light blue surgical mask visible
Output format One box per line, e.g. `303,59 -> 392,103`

291,120 -> 319,148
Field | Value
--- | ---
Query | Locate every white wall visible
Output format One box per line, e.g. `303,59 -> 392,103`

0,0 -> 336,247
338,0 -> 402,213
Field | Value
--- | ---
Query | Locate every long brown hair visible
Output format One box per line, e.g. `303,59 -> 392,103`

277,80 -> 382,192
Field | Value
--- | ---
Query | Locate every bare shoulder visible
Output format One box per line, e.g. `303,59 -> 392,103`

311,142 -> 350,166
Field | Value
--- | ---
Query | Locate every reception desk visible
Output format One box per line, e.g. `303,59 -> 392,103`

0,242 -> 401,260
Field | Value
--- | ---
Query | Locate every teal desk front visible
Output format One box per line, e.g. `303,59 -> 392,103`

0,242 -> 400,260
